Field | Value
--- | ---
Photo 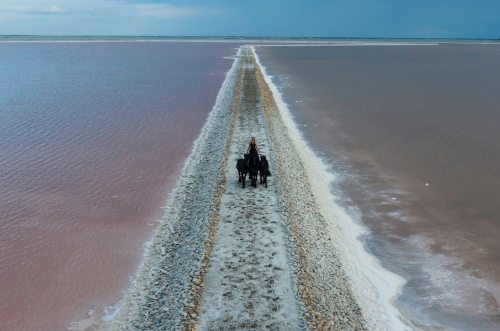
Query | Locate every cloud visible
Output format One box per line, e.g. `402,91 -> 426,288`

0,3 -> 68,18
131,3 -> 217,18
0,1 -> 219,20
41,5 -> 66,13
0,0 -> 224,34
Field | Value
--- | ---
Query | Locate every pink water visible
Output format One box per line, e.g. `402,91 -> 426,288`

0,42 -> 238,331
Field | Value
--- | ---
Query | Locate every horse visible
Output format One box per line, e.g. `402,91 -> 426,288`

236,154 -> 250,188
259,155 -> 270,188
248,153 -> 260,188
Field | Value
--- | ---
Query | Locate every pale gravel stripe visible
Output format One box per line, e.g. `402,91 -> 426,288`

198,46 -> 305,331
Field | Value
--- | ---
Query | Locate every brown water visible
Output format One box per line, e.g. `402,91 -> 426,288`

256,44 -> 500,330
0,42 -> 238,331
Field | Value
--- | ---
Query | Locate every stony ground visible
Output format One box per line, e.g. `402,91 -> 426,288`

198,47 -> 305,331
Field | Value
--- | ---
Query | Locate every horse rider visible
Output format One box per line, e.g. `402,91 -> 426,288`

247,137 -> 260,162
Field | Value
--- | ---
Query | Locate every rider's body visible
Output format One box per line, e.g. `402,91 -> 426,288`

247,137 -> 259,161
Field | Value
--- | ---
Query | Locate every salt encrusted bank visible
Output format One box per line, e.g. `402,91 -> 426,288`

197,47 -> 305,330
250,48 -> 368,331
113,46 -> 411,331
252,46 -> 414,331
112,47 -> 243,330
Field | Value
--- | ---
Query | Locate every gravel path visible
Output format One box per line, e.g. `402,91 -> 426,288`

198,47 -> 305,331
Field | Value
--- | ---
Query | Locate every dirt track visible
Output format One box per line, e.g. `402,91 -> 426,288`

197,46 -> 305,331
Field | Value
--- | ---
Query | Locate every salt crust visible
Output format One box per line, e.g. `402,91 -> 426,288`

252,46 -> 415,331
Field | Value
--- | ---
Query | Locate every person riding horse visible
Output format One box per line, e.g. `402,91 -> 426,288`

246,137 -> 260,187
237,137 -> 269,188
247,137 -> 260,163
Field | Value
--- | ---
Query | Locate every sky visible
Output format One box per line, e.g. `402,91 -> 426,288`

0,0 -> 499,38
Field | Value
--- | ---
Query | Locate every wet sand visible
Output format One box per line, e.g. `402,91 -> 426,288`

255,44 -> 500,330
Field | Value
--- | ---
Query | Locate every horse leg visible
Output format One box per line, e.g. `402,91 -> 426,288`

265,175 -> 268,188
242,173 -> 246,188
238,171 -> 241,183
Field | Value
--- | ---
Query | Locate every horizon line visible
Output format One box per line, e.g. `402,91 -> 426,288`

1,35 -> 499,41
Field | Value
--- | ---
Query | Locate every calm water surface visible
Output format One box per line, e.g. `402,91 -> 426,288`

0,42 -> 238,331
256,44 -> 500,330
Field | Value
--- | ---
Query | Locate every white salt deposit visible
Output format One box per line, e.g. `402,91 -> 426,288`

253,45 -> 415,331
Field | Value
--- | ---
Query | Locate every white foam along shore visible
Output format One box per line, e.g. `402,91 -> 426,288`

252,45 -> 415,331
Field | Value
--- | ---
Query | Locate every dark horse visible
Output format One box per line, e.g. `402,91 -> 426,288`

248,153 -> 260,188
236,154 -> 250,188
259,155 -> 270,188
